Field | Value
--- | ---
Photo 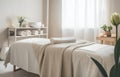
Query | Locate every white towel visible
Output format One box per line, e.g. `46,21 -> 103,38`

26,30 -> 31,36
50,37 -> 76,44
32,30 -> 39,35
17,31 -> 26,36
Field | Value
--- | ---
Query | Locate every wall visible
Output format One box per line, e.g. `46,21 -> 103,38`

111,0 -> 120,13
0,0 -> 43,48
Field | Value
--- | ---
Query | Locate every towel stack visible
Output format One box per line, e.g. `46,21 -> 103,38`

17,31 -> 27,36
26,30 -> 32,36
17,30 -> 32,36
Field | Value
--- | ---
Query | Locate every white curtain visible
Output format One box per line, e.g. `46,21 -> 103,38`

62,0 -> 110,42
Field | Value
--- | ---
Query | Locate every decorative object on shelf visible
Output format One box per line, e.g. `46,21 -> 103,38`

29,22 -> 42,28
111,12 -> 120,42
40,30 -> 43,34
7,17 -> 14,28
18,16 -> 25,27
26,30 -> 32,36
41,24 -> 44,27
17,31 -> 26,36
111,34 -> 116,38
32,30 -> 39,35
22,21 -> 29,27
101,24 -> 112,37
8,27 -> 48,45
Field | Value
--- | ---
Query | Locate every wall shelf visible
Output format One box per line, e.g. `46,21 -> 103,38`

8,27 -> 48,46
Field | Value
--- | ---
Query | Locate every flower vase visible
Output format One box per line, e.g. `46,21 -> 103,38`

19,23 -> 22,27
105,31 -> 111,37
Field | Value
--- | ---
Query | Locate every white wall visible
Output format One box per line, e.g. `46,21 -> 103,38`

111,0 -> 120,13
0,0 -> 43,48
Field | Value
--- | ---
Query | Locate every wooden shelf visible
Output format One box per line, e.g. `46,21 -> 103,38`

8,27 -> 48,46
9,27 -> 48,29
96,36 -> 116,45
15,34 -> 47,38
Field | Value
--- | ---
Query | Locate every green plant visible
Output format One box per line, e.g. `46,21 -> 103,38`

111,12 -> 120,42
101,24 -> 112,32
18,16 -> 25,27
101,24 -> 107,32
108,26 -> 112,32
91,38 -> 120,77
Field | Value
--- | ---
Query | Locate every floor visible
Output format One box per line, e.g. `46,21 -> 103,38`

0,61 -> 39,77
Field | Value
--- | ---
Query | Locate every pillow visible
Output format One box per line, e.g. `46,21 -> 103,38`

50,37 -> 76,44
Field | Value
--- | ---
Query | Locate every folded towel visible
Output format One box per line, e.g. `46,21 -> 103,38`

17,31 -> 26,36
50,37 -> 76,44
26,30 -> 31,36
32,30 -> 39,35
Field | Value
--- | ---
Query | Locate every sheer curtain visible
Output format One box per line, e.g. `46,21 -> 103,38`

62,0 -> 110,42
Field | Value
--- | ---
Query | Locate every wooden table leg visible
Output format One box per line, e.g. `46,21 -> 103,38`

13,65 -> 16,72
13,65 -> 22,72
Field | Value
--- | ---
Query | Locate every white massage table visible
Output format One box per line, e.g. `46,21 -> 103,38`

5,38 -> 114,77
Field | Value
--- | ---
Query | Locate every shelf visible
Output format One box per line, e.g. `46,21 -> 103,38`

16,35 -> 40,38
9,34 -> 48,38
40,27 -> 48,28
8,27 -> 48,29
8,27 -> 48,45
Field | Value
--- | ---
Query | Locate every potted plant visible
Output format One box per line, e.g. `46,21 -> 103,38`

18,16 -> 25,27
111,12 -> 120,42
101,24 -> 112,37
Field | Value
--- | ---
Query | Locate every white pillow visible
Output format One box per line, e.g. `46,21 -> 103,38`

50,37 -> 76,44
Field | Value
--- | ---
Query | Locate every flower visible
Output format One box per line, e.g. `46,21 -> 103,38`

111,12 -> 120,42
111,12 -> 120,26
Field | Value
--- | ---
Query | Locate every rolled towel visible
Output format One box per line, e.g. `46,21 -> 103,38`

26,30 -> 31,36
17,31 -> 26,36
50,37 -> 76,44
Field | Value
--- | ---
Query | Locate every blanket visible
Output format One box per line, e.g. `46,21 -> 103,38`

32,41 -> 95,77
5,38 -> 114,77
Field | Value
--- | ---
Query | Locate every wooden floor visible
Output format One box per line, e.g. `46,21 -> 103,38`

0,61 -> 39,77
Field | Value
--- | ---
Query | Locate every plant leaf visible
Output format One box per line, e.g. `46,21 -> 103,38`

114,38 -> 120,65
91,57 -> 108,77
110,63 -> 120,77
